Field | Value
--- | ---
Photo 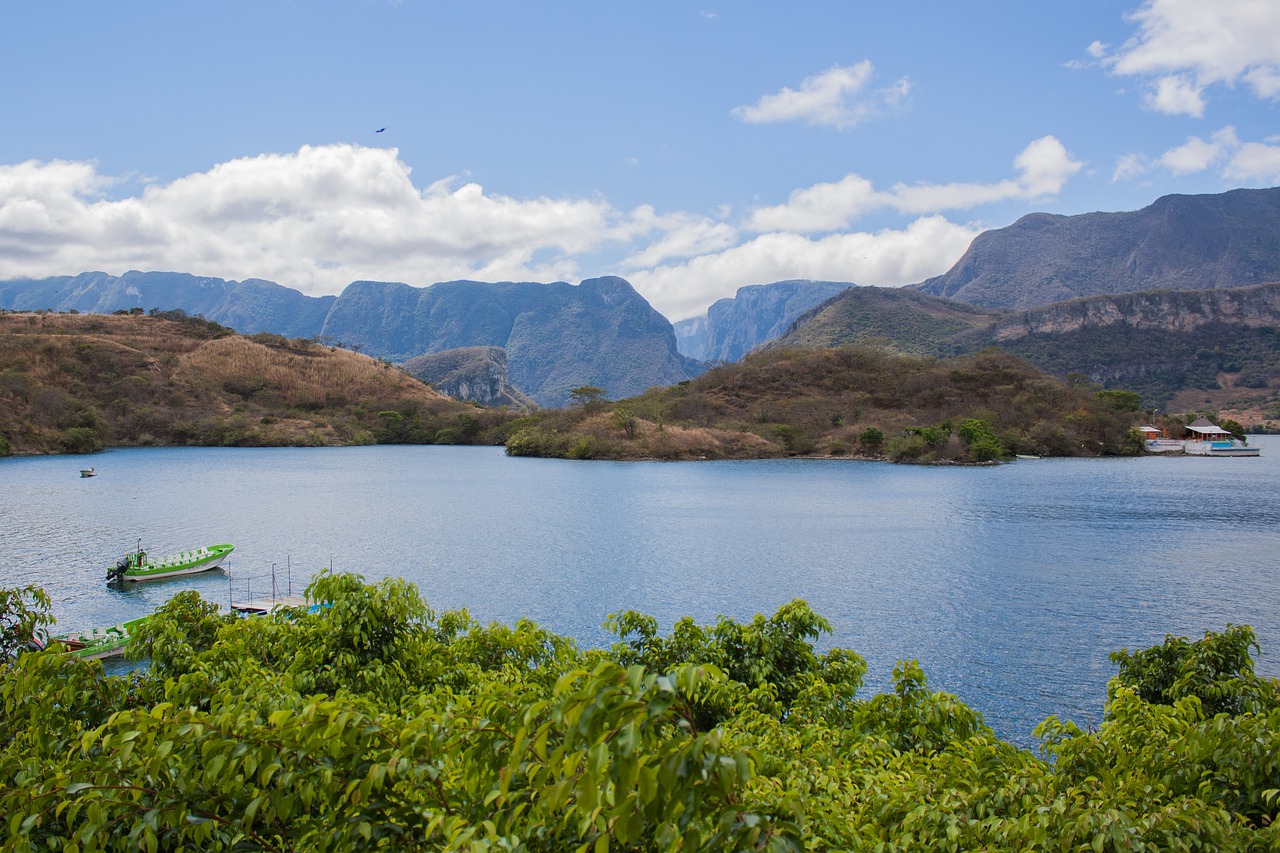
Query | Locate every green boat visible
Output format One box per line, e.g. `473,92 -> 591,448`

106,542 -> 235,584
56,616 -> 148,661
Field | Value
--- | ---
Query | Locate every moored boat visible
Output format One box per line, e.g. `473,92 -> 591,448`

55,616 -> 148,660
107,542 -> 235,583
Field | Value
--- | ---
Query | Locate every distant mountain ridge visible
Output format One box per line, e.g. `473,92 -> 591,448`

0,271 -> 334,338
674,280 -> 852,361
0,271 -> 697,408
776,281 -> 1280,425
913,187 -> 1280,309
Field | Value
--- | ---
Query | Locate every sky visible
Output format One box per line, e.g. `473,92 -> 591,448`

1,1 -> 1278,322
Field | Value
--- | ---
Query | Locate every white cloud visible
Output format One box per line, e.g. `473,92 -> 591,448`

1112,152 -> 1151,181
1111,125 -> 1280,183
1105,0 -> 1280,114
0,145 -> 619,292
1146,74 -> 1205,117
746,136 -> 1082,233
1224,140 -> 1280,183
0,139 -> 1070,323
629,216 -> 981,321
732,62 -> 910,130
1159,127 -> 1239,174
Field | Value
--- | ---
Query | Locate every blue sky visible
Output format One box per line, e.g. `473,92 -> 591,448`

2,1 -> 1278,320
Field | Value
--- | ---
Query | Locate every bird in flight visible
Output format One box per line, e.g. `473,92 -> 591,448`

376,127 -> 386,133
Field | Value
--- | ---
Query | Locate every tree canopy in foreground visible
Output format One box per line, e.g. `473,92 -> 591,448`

2,575 -> 1278,851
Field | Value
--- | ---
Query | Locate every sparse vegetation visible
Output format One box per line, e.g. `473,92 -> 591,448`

506,345 -> 1146,463
0,312 -> 520,455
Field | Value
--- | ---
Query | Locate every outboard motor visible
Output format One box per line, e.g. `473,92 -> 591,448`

107,556 -> 131,584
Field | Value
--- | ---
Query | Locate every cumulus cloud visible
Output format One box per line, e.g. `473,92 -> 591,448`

746,136 -> 1082,233
1112,152 -> 1152,181
732,62 -> 910,130
0,145 -> 620,292
1103,0 -> 1280,115
1145,126 -> 1280,182
628,216 -> 981,321
1159,127 -> 1239,174
0,139 -> 1070,323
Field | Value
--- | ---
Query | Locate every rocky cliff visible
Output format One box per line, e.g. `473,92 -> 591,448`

967,282 -> 1280,343
675,280 -> 852,361
913,187 -> 1280,310
319,276 -> 697,407
400,347 -> 536,410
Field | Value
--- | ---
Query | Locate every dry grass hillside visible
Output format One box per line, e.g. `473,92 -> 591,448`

0,311 -> 517,455
505,345 -> 1146,462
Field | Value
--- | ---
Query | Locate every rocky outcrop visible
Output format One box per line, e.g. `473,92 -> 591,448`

973,282 -> 1280,343
400,347 -> 536,410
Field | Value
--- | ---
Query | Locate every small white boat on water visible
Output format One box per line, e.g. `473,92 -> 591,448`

80,468 -> 97,477
106,542 -> 235,583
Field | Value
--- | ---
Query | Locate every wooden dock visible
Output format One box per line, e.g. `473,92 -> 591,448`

231,595 -> 309,615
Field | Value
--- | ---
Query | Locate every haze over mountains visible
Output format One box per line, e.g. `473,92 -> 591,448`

1,187 -> 1278,421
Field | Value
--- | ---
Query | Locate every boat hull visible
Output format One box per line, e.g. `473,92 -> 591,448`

57,616 -> 148,660
114,544 -> 235,583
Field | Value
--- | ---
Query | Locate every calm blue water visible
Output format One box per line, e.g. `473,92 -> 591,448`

3,442 -> 1278,745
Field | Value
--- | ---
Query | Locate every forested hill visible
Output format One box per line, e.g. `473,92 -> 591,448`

912,186 -> 1280,309
0,311 -> 517,456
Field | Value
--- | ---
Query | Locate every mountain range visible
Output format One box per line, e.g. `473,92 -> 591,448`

912,187 -> 1280,309
1,186 -> 1278,422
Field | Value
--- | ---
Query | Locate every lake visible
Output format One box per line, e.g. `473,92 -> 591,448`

3,441 -> 1278,746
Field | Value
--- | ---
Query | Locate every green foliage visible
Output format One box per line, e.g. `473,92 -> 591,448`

59,426 -> 104,454
0,585 -> 54,660
5,581 -> 1279,851
568,385 -> 607,411
1109,625 -> 1279,716
1220,418 -> 1247,440
957,418 -> 1007,461
857,426 -> 883,449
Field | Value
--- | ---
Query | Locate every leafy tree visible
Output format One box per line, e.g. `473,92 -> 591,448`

5,579 -> 1279,851
0,585 -> 53,660
1108,624 -> 1279,716
568,385 -> 607,412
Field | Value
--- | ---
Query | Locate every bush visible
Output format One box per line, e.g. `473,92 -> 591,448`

59,426 -> 103,454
